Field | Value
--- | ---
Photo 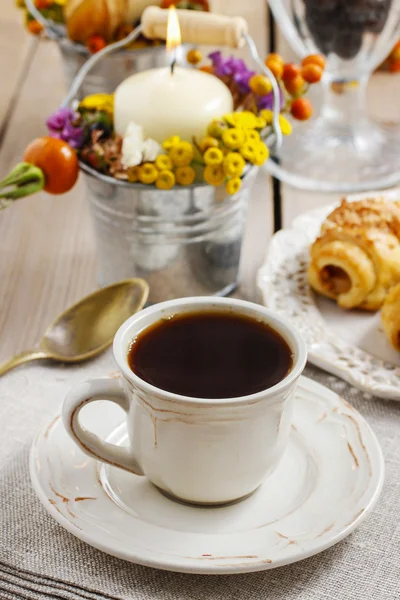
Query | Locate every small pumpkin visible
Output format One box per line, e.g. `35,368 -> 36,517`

161,0 -> 210,11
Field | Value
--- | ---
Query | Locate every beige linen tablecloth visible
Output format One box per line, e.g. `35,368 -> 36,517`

0,352 -> 399,600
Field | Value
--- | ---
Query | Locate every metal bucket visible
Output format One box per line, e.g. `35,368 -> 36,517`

37,8 -> 283,302
84,166 -> 258,303
58,40 -> 172,98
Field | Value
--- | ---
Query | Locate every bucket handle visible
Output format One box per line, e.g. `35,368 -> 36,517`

25,0 -> 63,39
25,3 -> 283,152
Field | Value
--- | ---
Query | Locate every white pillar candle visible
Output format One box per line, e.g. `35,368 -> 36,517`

114,66 -> 233,143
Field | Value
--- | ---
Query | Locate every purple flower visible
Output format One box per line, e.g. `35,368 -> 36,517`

208,51 -> 284,105
257,88 -> 284,111
208,51 -> 228,76
46,107 -> 84,149
208,51 -> 254,89
46,107 -> 73,130
208,51 -> 222,64
233,68 -> 255,93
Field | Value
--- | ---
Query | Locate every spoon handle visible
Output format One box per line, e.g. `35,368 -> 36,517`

0,349 -> 49,377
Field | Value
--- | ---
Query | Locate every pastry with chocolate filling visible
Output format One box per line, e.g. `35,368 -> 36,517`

308,198 -> 400,311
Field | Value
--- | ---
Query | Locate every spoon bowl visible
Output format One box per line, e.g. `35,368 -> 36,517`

0,278 -> 149,376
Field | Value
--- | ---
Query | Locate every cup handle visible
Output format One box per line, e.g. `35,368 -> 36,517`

62,378 -> 144,476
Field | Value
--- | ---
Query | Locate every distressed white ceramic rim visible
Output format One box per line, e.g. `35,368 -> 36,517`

113,296 -> 308,406
29,377 -> 384,575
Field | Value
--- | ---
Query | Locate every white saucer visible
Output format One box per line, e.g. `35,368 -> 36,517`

30,376 -> 384,575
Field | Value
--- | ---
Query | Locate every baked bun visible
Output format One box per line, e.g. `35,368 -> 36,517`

381,282 -> 400,350
308,198 -> 400,311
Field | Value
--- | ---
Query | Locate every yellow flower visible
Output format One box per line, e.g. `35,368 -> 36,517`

169,141 -> 194,167
240,141 -> 258,162
249,74 -> 273,96
279,115 -> 292,136
162,135 -> 180,151
204,147 -> 224,166
259,112 -> 291,135
223,113 -> 239,127
246,130 -> 261,143
207,119 -> 228,138
138,163 -> 158,184
204,165 -> 225,187
79,93 -> 114,115
260,109 -> 273,125
224,112 -> 260,129
222,128 -> 246,150
223,152 -> 245,177
253,142 -> 269,166
226,178 -> 242,195
156,170 -> 175,190
176,166 -> 196,185
234,111 -> 258,129
255,116 -> 266,129
127,166 -> 139,182
199,136 -> 219,152
155,154 -> 173,170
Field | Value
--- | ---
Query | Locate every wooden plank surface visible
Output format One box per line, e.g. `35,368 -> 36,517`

0,9 -> 36,133
0,37 -> 97,361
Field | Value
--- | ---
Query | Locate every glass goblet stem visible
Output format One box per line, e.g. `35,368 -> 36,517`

320,74 -> 369,131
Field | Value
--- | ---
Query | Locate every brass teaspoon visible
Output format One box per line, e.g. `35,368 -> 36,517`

0,278 -> 149,377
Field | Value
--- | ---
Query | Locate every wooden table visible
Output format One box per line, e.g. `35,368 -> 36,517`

1,2 -> 399,363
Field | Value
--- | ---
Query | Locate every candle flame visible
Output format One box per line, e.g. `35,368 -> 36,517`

166,6 -> 181,52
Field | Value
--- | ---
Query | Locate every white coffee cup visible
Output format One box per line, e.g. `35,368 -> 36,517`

62,297 -> 307,506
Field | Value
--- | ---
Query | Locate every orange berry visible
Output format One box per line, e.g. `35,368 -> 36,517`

187,49 -> 203,65
291,97 -> 313,121
199,65 -> 213,74
266,52 -> 284,67
265,58 -> 284,80
301,63 -> 323,84
284,75 -> 305,96
302,54 -> 326,70
27,20 -> 43,35
87,34 -> 107,54
282,63 -> 301,82
34,0 -> 52,7
24,137 -> 79,195
389,59 -> 400,73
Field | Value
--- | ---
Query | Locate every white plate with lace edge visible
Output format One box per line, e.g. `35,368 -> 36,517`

257,191 -> 400,401
30,376 -> 383,575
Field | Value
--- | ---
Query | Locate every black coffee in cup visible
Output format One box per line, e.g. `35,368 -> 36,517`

128,311 -> 293,399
